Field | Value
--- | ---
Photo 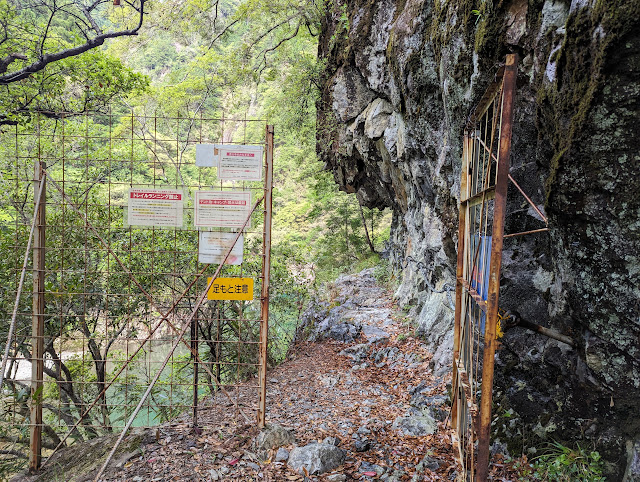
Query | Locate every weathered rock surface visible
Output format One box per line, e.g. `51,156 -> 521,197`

275,447 -> 290,462
288,443 -> 346,475
625,438 -> 640,482
254,424 -> 295,452
317,0 -> 640,477
392,414 -> 437,437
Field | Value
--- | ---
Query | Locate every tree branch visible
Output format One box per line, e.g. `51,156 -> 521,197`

0,53 -> 27,74
74,0 -> 103,36
0,0 -> 147,85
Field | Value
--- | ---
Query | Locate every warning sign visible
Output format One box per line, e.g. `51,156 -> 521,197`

127,188 -> 183,227
206,277 -> 254,300
194,191 -> 252,228
218,145 -> 263,181
199,232 -> 243,265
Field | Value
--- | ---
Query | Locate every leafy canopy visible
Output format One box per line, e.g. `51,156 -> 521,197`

0,0 -> 149,125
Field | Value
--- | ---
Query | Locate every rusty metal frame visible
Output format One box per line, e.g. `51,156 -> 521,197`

0,111 -> 275,474
452,54 -> 518,481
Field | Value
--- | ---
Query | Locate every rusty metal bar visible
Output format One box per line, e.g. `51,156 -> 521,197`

462,186 -> 496,206
191,313 -> 199,427
514,317 -> 575,347
257,125 -> 274,428
503,228 -> 549,238
460,279 -> 488,313
29,160 -> 46,472
507,174 -> 548,224
476,53 -> 518,481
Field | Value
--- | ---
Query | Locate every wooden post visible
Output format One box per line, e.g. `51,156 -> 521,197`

475,53 -> 518,481
30,161 -> 46,472
257,125 -> 274,428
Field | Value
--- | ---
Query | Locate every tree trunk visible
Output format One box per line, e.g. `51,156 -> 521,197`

357,199 -> 376,253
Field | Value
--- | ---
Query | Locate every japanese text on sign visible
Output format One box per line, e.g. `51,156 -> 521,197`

194,191 -> 251,228
127,188 -> 183,227
199,232 -> 243,265
206,277 -> 254,300
218,145 -> 263,181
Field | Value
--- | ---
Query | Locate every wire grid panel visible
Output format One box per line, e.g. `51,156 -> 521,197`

452,55 -> 517,481
0,110 -> 271,467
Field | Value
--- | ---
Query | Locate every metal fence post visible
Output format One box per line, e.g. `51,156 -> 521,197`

257,125 -> 274,428
30,160 -> 46,472
475,53 -> 518,481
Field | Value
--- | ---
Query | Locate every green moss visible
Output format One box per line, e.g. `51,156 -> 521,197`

428,0 -> 473,65
538,1 -> 640,206
473,2 -> 507,61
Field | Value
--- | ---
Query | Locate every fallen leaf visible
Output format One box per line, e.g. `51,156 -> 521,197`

229,458 -> 239,466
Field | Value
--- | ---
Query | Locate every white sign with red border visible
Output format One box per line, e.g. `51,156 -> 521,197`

217,145 -> 263,181
194,191 -> 252,228
198,232 -> 244,265
127,188 -> 184,227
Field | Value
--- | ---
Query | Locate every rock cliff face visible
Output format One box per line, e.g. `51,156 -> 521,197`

316,0 -> 640,478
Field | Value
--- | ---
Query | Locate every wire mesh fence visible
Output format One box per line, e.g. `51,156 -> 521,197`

452,54 -> 518,481
0,109 -> 293,475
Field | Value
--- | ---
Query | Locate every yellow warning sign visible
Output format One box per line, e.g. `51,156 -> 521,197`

206,277 -> 254,300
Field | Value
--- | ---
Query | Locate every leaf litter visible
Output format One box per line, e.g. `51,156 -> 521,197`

89,271 -> 526,481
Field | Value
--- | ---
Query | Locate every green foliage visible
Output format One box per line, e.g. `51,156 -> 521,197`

0,0 -> 150,124
523,442 -> 605,481
373,257 -> 396,289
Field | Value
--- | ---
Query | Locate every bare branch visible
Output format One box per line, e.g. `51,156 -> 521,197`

207,18 -> 239,50
256,22 -> 301,75
74,0 -> 103,35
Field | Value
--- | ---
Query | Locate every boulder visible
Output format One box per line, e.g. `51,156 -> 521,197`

288,443 -> 346,475
254,424 -> 294,452
392,415 -> 437,436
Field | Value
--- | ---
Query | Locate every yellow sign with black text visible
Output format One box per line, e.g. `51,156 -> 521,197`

206,277 -> 254,300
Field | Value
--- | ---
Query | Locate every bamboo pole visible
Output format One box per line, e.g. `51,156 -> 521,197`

29,161 -> 46,472
257,125 -> 274,428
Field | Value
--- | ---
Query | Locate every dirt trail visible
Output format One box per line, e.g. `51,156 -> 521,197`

21,269 -> 458,481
